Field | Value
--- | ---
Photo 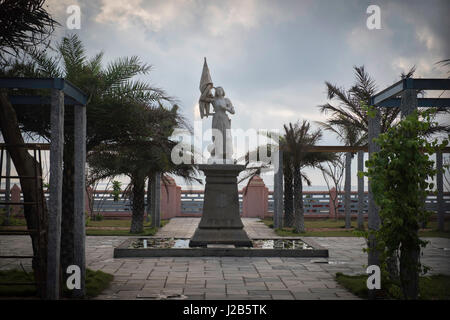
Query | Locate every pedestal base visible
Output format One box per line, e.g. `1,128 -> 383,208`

189,164 -> 252,247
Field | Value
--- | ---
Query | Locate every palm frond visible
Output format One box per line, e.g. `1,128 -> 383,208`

104,56 -> 152,88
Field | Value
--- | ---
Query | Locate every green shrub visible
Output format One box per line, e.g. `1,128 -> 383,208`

336,272 -> 450,300
93,214 -> 104,221
0,268 -> 113,298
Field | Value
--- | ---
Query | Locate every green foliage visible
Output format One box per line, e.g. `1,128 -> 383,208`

0,268 -> 113,298
86,227 -> 158,236
0,0 -> 58,65
112,180 -> 122,202
92,214 -> 104,221
0,211 -> 26,226
335,272 -> 450,300
83,269 -> 114,298
361,102 -> 376,119
363,109 -> 449,296
4,33 -> 171,152
0,269 -> 36,297
335,273 -> 371,299
317,66 -> 448,148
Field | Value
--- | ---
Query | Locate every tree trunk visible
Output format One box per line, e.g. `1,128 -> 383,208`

283,160 -> 294,227
146,176 -> 152,223
400,241 -> 420,299
293,165 -> 305,233
0,91 -> 48,297
357,150 -> 364,230
344,152 -> 352,229
130,174 -> 146,233
3,150 -> 11,226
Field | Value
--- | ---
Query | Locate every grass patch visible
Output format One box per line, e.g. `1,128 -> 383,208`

0,269 -> 37,297
0,215 -> 169,236
335,272 -> 450,300
84,269 -> 114,298
87,219 -> 153,228
86,227 -> 158,236
86,219 -> 168,236
261,219 -> 450,238
419,230 -> 450,239
276,229 -> 364,237
335,273 -> 370,299
0,214 -> 27,227
0,268 -> 113,298
261,219 -> 364,237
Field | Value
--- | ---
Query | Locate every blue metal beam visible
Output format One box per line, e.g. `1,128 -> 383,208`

0,77 -> 87,105
377,98 -> 450,108
371,79 -> 405,106
0,77 -> 60,90
63,80 -> 88,105
371,78 -> 450,106
408,79 -> 450,91
8,95 -> 79,106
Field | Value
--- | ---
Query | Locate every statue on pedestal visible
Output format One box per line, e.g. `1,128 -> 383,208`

190,58 -> 251,247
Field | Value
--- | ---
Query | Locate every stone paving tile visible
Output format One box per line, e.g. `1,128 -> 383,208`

1,220 -> 449,300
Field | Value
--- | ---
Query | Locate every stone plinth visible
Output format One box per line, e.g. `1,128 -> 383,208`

160,175 -> 181,219
242,175 -> 268,218
189,164 -> 252,247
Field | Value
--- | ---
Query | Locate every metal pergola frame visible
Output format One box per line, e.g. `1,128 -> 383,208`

366,77 -> 450,298
0,77 -> 88,299
370,78 -> 450,107
0,77 -> 88,105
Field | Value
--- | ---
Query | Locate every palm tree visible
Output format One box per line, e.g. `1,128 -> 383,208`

0,0 -> 58,297
317,66 -> 396,143
317,65 -> 448,144
87,104 -> 199,233
4,33 -> 171,290
316,117 -> 365,229
283,149 -> 294,227
283,121 -> 336,233
241,121 -> 335,232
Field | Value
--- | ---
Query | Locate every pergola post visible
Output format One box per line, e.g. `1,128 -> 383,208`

367,108 -> 381,282
47,89 -> 64,300
151,172 -> 161,228
436,150 -> 444,231
344,152 -> 352,229
273,148 -> 283,229
400,88 -> 418,117
73,104 -> 86,298
5,151 -> 11,225
357,150 -> 364,230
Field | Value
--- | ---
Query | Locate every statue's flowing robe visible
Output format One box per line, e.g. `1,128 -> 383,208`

211,97 -> 233,159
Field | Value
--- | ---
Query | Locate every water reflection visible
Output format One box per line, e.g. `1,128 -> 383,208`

129,238 -> 313,250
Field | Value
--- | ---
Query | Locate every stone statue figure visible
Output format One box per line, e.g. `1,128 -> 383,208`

191,58 -> 251,247
199,58 -> 235,163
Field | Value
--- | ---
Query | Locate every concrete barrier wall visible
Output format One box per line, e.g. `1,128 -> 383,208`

2,176 -> 450,220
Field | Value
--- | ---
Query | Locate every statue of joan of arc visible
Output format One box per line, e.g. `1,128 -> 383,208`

199,58 -> 235,162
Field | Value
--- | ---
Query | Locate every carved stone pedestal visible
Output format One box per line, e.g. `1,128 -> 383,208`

189,164 -> 252,247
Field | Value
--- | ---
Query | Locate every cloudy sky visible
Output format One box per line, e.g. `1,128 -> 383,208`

43,0 -> 449,189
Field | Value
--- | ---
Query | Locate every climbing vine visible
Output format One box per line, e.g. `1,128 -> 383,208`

362,109 -> 448,299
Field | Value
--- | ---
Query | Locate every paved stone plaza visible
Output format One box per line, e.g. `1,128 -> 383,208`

1,218 -> 449,300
